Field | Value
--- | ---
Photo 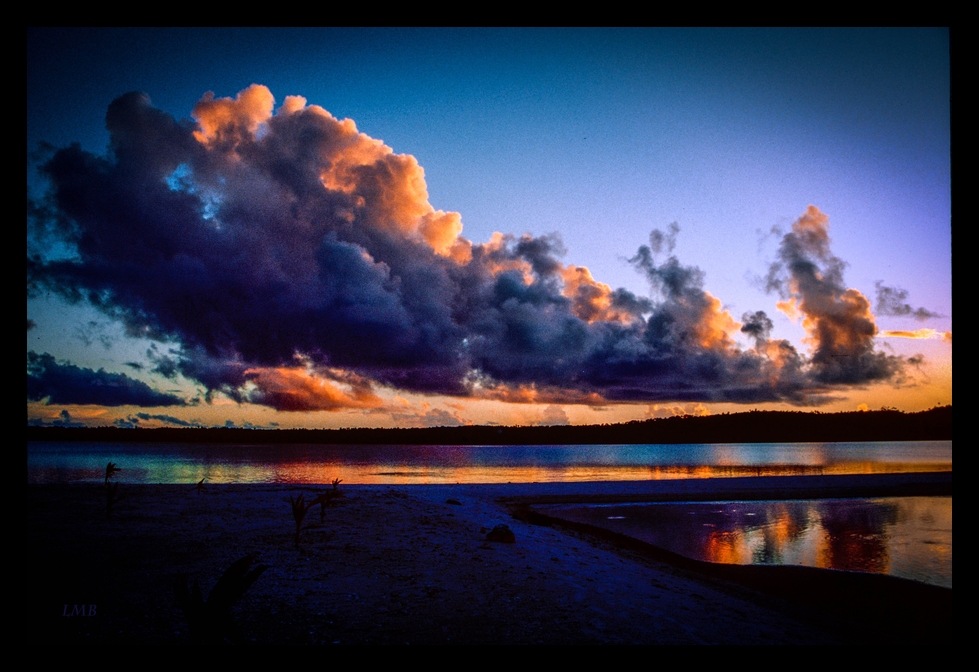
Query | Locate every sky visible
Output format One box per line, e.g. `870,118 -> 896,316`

26,28 -> 951,429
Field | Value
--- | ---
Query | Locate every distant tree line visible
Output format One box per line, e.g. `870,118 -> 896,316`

26,405 -> 951,445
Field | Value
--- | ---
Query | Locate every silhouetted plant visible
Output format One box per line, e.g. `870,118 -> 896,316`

289,493 -> 314,546
104,462 -> 123,518
174,554 -> 267,644
310,477 -> 343,522
104,461 -> 120,486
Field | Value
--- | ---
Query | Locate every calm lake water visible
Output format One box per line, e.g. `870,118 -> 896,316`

27,440 -> 951,485
539,497 -> 953,589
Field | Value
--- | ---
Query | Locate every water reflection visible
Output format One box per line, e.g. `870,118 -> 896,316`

540,497 -> 952,588
27,441 -> 952,485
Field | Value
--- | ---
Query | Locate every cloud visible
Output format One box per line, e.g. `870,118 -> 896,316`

645,403 -> 710,419
135,412 -> 198,426
740,310 -> 773,342
114,412 -> 199,428
242,365 -> 383,412
388,402 -> 467,428
874,282 -> 942,321
73,320 -> 115,349
29,407 -> 105,427
54,409 -> 85,427
538,404 -> 570,426
879,328 -> 951,341
27,351 -> 186,407
28,87 -> 914,410
765,205 -> 904,385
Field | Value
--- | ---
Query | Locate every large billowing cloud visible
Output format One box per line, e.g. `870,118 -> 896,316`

28,86 -> 912,410
765,205 -> 903,385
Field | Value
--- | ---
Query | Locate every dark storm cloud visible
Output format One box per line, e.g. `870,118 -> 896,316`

740,311 -> 774,343
134,412 -> 197,427
27,351 -> 186,407
114,412 -> 197,428
28,86 -> 910,409
874,282 -> 942,321
55,410 -> 85,427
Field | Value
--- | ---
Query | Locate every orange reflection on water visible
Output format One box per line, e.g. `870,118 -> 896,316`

542,497 -> 951,588
146,460 -> 952,485
701,503 -> 812,565
250,461 -> 694,484
643,462 -> 949,482
704,531 -> 746,564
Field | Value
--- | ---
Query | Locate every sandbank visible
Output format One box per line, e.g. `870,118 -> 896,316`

27,472 -> 951,645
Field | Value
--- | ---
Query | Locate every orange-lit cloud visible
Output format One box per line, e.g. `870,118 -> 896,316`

387,400 -> 468,428
776,297 -> 802,322
879,329 -> 951,341
470,381 -> 608,407
478,232 -> 537,284
192,84 -> 275,149
645,403 -> 710,418
560,264 -> 638,324
538,404 -> 571,426
692,292 -> 740,350
800,287 -> 877,355
193,85 -> 470,260
243,366 -> 383,412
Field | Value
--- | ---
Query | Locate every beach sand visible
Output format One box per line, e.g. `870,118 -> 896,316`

27,473 -> 951,645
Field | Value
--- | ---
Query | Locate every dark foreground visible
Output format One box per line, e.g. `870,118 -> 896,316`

26,473 -> 951,645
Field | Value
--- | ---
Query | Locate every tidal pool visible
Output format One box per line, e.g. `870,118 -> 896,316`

539,497 -> 952,588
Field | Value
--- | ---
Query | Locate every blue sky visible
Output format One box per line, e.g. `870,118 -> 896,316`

27,28 -> 951,429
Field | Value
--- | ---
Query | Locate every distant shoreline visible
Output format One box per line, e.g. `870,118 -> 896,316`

27,405 -> 952,445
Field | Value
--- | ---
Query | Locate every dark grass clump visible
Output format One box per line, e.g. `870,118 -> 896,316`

290,493 -> 313,546
174,554 -> 267,644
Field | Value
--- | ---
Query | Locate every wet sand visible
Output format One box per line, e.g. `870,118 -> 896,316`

27,473 -> 951,645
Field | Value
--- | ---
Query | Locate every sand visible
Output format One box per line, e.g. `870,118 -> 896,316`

27,473 -> 951,645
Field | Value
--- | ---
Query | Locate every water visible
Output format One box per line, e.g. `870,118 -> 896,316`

28,440 -> 952,588
539,497 -> 953,589
27,440 -> 952,485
